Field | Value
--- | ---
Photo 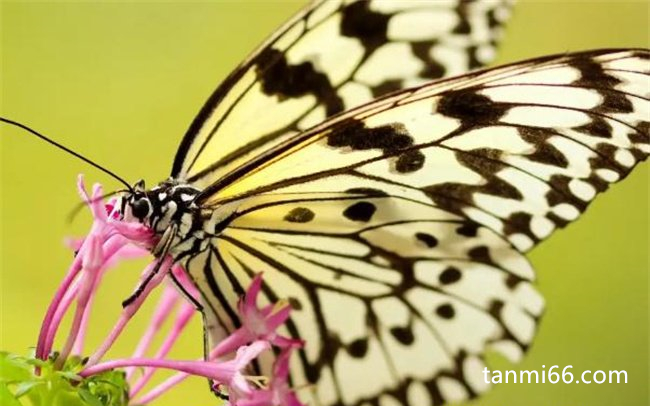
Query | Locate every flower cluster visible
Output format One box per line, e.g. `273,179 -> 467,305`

8,176 -> 305,406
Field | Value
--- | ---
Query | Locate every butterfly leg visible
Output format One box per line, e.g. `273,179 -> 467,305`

168,270 -> 204,311
210,383 -> 229,401
121,224 -> 178,307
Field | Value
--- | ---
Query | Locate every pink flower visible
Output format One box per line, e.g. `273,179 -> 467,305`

33,176 -> 306,405
36,177 -> 157,361
237,347 -> 303,406
213,274 -> 303,358
81,341 -> 270,391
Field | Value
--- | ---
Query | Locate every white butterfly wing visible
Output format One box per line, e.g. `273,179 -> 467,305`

180,48 -> 648,406
171,0 -> 514,185
204,49 -> 649,252
187,193 -> 543,405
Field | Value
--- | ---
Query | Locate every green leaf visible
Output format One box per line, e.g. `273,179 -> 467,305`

0,352 -> 32,383
53,390 -> 86,406
23,357 -> 47,368
79,389 -> 104,406
13,380 -> 43,398
82,370 -> 129,406
63,356 -> 86,371
57,371 -> 82,382
0,351 -> 131,406
0,383 -> 24,406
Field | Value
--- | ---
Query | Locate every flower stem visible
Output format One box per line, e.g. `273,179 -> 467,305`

125,285 -> 179,380
132,371 -> 189,405
81,358 -> 231,381
85,257 -> 172,367
36,255 -> 83,360
129,302 -> 195,397
73,267 -> 103,356
55,235 -> 104,368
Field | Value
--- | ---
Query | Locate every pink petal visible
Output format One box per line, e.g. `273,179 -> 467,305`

234,340 -> 271,369
81,234 -> 104,275
272,349 -> 292,379
244,274 -> 264,311
263,304 -> 292,333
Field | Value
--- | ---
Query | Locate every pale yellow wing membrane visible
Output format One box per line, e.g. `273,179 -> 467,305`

184,48 -> 649,406
204,49 -> 649,252
172,0 -> 514,185
187,192 -> 542,405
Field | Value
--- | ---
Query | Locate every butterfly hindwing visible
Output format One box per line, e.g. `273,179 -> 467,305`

172,0 -> 514,185
186,192 -> 543,405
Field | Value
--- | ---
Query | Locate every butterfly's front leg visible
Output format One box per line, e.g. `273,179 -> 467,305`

122,223 -> 178,307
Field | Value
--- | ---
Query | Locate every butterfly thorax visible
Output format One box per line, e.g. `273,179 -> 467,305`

123,179 -> 228,259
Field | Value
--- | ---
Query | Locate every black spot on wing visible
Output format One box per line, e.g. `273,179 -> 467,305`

284,207 -> 315,223
502,211 -> 538,244
437,91 -> 509,124
328,120 -> 413,152
486,8 -> 502,29
467,45 -> 484,70
345,187 -> 388,197
411,41 -> 446,80
573,56 -> 621,87
467,245 -> 493,265
545,211 -> 571,230
505,274 -> 523,289
328,119 -> 426,174
452,1 -> 472,35
628,122 -> 649,144
424,147 -> 523,213
439,267 -> 462,285
545,174 -> 589,210
453,15 -> 471,35
347,337 -> 369,358
572,56 -> 633,113
370,79 -> 403,99
288,297 -> 303,310
396,150 -> 426,173
456,223 -> 478,237
599,91 -> 634,114
435,303 -> 455,319
416,232 -> 438,248
518,127 -> 570,168
389,326 -> 415,345
576,117 -> 614,139
340,1 -> 390,51
255,48 -> 344,115
343,201 -> 376,222
593,144 -> 630,174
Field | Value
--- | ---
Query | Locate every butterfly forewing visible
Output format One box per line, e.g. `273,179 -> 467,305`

204,49 -> 649,252
172,0 -> 514,186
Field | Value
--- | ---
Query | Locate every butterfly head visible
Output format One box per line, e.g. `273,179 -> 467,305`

124,179 -> 153,221
122,179 -> 202,234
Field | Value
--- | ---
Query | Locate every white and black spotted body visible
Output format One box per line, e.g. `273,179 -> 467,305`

119,1 -> 649,406
124,180 -> 200,234
124,179 -> 219,258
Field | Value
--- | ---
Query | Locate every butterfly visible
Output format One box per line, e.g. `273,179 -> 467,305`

9,1 -> 649,405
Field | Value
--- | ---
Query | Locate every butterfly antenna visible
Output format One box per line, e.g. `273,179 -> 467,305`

1,117 -> 134,192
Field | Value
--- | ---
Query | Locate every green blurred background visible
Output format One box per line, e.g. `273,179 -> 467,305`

1,1 -> 648,405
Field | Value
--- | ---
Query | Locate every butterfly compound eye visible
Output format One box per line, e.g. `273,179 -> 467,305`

131,198 -> 151,220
